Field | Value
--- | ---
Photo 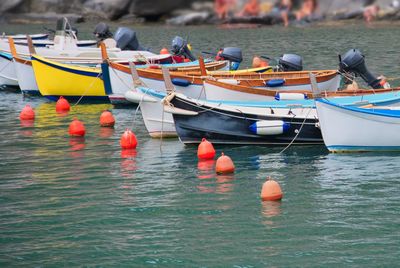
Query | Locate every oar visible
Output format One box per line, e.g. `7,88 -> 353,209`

8,37 -> 17,58
26,35 -> 36,55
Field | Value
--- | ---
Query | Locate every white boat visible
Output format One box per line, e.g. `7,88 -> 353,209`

0,33 -> 49,40
316,98 -> 400,152
0,52 -> 18,86
8,38 -> 39,94
124,65 -> 177,138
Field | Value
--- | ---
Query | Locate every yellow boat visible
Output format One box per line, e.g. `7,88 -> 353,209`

31,55 -> 109,102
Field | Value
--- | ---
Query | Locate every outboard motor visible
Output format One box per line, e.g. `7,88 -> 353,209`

339,49 -> 382,89
171,36 -> 196,61
93,22 -> 113,40
114,27 -> 145,51
278,54 -> 303,71
218,47 -> 243,70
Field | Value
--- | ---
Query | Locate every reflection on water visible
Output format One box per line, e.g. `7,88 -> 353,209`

2,23 -> 400,267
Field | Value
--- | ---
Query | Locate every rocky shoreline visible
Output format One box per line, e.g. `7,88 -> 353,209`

1,0 -> 400,26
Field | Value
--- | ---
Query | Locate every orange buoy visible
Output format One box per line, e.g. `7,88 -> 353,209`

99,110 -> 115,127
184,58 -> 191,62
120,129 -> 137,149
19,104 -> 35,120
160,47 -> 169,55
215,152 -> 235,174
260,177 -> 283,201
55,96 -> 70,113
69,118 -> 86,137
197,138 -> 216,160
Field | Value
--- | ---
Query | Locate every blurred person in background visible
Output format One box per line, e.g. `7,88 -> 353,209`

279,0 -> 292,26
215,0 -> 237,19
363,4 -> 380,24
237,0 -> 261,17
296,0 -> 318,21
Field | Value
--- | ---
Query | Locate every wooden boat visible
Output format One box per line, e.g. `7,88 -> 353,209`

32,55 -> 109,102
127,59 -> 340,101
203,70 -> 341,101
100,43 -> 271,104
316,98 -> 400,152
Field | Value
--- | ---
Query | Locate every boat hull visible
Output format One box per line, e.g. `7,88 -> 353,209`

13,58 -> 40,94
32,55 -> 109,102
134,88 -> 177,138
204,74 -> 342,101
169,95 -> 322,145
316,99 -> 400,152
0,52 -> 18,86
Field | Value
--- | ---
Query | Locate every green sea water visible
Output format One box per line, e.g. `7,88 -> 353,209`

1,22 -> 400,267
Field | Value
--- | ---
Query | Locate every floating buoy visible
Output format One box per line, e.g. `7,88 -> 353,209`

260,177 -> 283,201
120,129 -> 137,149
19,104 -> 35,120
197,138 -> 216,160
99,110 -> 115,127
160,47 -> 169,55
215,152 -> 235,174
55,96 -> 70,113
69,118 -> 86,137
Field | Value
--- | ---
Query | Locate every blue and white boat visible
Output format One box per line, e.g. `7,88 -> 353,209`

316,98 -> 400,152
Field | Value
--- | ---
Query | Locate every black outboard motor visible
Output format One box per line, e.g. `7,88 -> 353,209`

339,49 -> 382,89
93,22 -> 113,40
114,27 -> 145,51
218,47 -> 243,70
171,36 -> 196,61
278,54 -> 303,71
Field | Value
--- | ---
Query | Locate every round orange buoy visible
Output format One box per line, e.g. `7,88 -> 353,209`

55,96 -> 70,113
184,58 -> 191,62
215,152 -> 235,174
99,110 -> 115,127
120,129 -> 137,149
160,47 -> 169,55
260,177 -> 283,201
19,104 -> 35,120
69,117 -> 86,137
197,138 -> 216,160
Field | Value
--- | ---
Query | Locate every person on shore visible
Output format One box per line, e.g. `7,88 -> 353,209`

363,4 -> 380,24
237,0 -> 260,17
215,0 -> 237,20
279,0 -> 292,27
296,0 -> 318,21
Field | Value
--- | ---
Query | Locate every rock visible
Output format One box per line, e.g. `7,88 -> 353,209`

83,0 -> 131,20
0,0 -> 24,13
3,12 -> 85,24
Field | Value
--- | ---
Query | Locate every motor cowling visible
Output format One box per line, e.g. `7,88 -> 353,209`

278,54 -> 303,71
171,36 -> 196,61
218,47 -> 242,70
93,22 -> 113,40
339,49 -> 382,89
114,27 -> 145,51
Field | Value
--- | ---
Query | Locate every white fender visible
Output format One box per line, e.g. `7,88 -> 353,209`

124,90 -> 158,104
249,120 -> 290,135
275,92 -> 307,101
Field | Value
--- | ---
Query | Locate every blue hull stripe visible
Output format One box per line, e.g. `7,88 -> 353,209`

32,56 -> 101,78
44,95 -> 110,103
